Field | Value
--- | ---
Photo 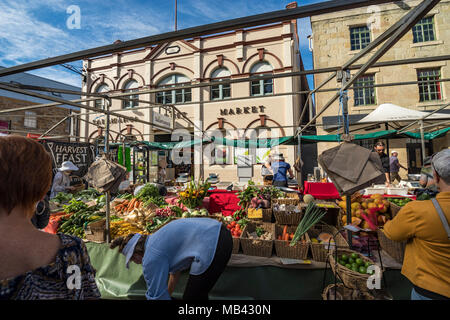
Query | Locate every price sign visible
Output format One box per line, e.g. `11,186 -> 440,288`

247,208 -> 263,219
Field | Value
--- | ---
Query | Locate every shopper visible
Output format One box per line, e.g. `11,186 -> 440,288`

50,160 -> 79,199
383,149 -> 450,300
0,136 -> 100,300
389,150 -> 407,184
110,217 -> 232,300
270,154 -> 294,188
374,142 -> 391,187
261,154 -> 273,185
419,156 -> 438,191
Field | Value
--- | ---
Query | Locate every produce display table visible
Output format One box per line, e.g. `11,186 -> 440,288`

207,189 -> 240,216
363,195 -> 416,200
85,242 -> 410,300
303,182 -> 340,200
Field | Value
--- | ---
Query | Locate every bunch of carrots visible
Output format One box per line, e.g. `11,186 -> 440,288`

114,198 -> 143,215
277,225 -> 295,241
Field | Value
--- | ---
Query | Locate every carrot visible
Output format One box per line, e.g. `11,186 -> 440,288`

284,233 -> 289,241
135,200 -> 140,209
289,233 -> 294,240
282,225 -> 287,240
127,198 -> 136,211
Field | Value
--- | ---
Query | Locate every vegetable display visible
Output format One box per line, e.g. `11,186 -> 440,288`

58,199 -> 105,238
390,198 -> 412,207
290,202 -> 326,247
277,225 -> 295,241
226,221 -> 242,238
339,193 -> 392,230
337,252 -> 375,275
135,184 -> 160,200
52,192 -> 73,204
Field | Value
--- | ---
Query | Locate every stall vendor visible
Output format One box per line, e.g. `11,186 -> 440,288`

110,218 -> 232,300
50,161 -> 79,199
271,154 -> 294,188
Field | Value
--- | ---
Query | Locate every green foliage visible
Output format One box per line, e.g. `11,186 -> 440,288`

136,184 -> 160,201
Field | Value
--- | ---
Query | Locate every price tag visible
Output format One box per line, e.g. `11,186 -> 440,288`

247,208 -> 263,219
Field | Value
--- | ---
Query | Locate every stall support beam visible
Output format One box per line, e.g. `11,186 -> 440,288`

104,98 -> 112,244
419,120 -> 426,163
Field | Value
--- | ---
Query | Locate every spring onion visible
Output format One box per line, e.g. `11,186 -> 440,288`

290,202 -> 326,246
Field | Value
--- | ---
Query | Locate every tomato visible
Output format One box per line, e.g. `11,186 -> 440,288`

230,221 -> 237,227
235,224 -> 240,230
227,224 -> 232,230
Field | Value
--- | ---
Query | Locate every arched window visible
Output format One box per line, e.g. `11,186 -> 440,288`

156,74 -> 191,104
122,80 -> 139,109
210,67 -> 231,100
95,84 -> 109,109
250,62 -> 273,96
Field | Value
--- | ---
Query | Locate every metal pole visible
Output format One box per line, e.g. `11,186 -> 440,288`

419,120 -> 426,163
39,116 -> 69,139
104,98 -> 111,244
175,0 -> 178,31
341,70 -> 353,247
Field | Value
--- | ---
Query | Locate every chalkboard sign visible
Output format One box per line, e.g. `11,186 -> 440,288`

42,140 -> 96,177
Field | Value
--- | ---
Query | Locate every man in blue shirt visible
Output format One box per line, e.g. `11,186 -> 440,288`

270,154 -> 294,188
110,218 -> 232,300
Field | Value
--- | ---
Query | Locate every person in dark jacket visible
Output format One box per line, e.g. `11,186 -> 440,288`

31,195 -> 50,230
374,141 -> 391,187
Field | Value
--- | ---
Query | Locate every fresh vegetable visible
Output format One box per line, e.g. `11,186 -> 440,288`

255,226 -> 265,238
303,194 -> 315,204
290,202 -> 326,247
146,216 -> 175,233
337,252 -> 374,274
52,192 -> 73,204
136,184 -> 160,201
389,198 -> 412,207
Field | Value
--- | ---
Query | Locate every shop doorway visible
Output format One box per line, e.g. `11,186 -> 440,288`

406,142 -> 433,174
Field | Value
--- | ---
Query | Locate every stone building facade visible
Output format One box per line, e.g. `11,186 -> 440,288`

81,3 -> 310,183
310,0 -> 450,175
0,96 -> 76,140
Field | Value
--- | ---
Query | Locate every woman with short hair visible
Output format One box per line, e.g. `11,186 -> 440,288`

0,136 -> 100,300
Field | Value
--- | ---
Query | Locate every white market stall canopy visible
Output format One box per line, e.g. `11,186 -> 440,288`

358,103 -> 450,123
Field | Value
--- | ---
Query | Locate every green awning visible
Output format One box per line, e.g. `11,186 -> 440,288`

210,136 -> 294,148
402,127 -> 450,140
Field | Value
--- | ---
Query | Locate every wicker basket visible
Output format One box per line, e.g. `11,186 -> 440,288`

274,224 -> 310,260
308,224 -> 349,262
328,248 -> 383,291
285,193 -> 300,200
272,203 -> 303,225
240,222 -> 275,258
377,202 -> 405,263
84,219 -> 106,242
272,198 -> 300,206
232,237 -> 240,254
322,283 -> 375,300
249,208 -> 273,223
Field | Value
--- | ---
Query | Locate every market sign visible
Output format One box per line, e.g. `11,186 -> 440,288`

42,140 -> 96,177
152,111 -> 173,132
220,105 -> 265,116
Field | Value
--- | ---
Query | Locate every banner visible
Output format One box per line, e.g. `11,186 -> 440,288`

42,140 -> 96,177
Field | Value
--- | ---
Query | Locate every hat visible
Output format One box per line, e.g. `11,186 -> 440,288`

59,161 -> 79,172
272,153 -> 285,161
391,150 -> 398,155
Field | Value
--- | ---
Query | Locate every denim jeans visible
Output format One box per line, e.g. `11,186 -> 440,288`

411,288 -> 432,300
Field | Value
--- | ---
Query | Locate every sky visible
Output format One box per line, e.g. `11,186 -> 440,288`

0,0 -> 320,88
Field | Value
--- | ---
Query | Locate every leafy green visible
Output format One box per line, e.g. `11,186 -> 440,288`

144,196 -> 167,208
75,188 -> 101,201
255,226 -> 265,237
63,199 -> 88,214
52,192 -> 73,204
136,184 -> 160,201
290,202 -> 326,246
